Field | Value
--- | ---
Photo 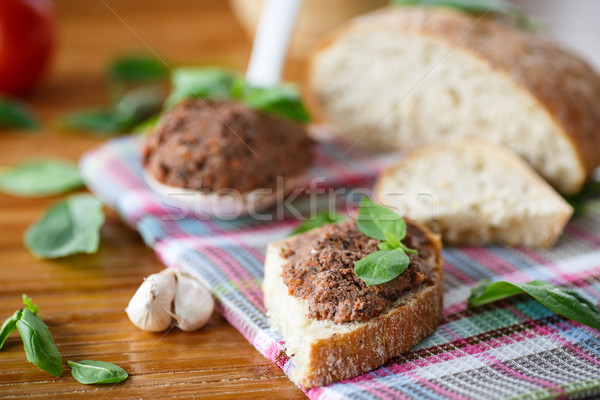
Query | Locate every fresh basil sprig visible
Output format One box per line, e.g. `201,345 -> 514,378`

22,294 -> 39,315
354,198 -> 416,286
17,309 -> 63,378
166,67 -> 237,108
0,295 -> 40,349
24,194 -> 105,259
59,55 -> 168,135
239,83 -> 310,123
109,56 -> 169,86
0,295 -> 63,377
68,360 -> 128,384
468,280 -> 600,330
1,295 -> 129,382
290,211 -> 345,235
61,86 -> 164,135
0,159 -> 83,197
0,98 -> 40,130
391,0 -> 533,30
165,67 -> 310,123
0,310 -> 22,349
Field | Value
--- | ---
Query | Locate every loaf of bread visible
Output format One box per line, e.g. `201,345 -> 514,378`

263,221 -> 443,388
375,141 -> 574,248
308,6 -> 600,195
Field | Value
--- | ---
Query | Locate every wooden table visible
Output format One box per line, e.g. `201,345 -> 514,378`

0,0 -> 306,398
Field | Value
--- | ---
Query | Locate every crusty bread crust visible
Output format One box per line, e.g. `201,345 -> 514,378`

263,223 -> 443,388
374,140 -> 574,248
307,6 -> 600,194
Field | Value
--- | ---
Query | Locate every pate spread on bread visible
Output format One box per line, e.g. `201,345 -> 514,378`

263,219 -> 443,388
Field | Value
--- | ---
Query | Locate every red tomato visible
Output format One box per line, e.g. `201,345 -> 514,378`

0,0 -> 55,95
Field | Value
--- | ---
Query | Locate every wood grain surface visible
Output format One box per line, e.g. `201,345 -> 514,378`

0,0 -> 306,398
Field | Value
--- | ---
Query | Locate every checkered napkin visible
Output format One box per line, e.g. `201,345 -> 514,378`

80,135 -> 600,400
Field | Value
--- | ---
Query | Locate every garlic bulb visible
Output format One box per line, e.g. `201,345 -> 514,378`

126,271 -> 176,332
171,271 -> 214,331
126,269 -> 214,332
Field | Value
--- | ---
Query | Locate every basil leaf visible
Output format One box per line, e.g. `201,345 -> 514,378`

357,197 -> 407,241
566,180 -> 600,219
468,280 -> 600,330
109,56 -> 168,85
60,109 -> 122,134
355,249 -> 410,286
16,309 -> 62,377
0,310 -> 22,349
24,194 -> 105,259
378,242 -> 395,251
22,295 -> 39,315
111,86 -> 164,130
131,114 -> 160,135
0,159 -> 83,197
165,67 -> 237,108
240,85 -> 310,123
391,0 -> 531,28
0,98 -> 40,130
68,359 -> 128,384
61,87 -> 163,135
163,67 -> 310,122
291,211 -> 345,235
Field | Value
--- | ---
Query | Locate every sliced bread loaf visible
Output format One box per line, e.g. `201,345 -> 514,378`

308,6 -> 600,195
375,141 -> 574,248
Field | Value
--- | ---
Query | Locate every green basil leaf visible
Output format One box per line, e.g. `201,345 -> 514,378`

0,159 -> 83,197
68,359 -> 128,384
357,197 -> 407,241
566,180 -> 600,219
240,85 -> 310,123
468,280 -> 524,306
0,310 -> 22,349
163,67 -> 310,122
109,56 -> 169,85
391,0 -> 532,29
165,67 -> 237,108
378,242 -> 395,251
131,114 -> 160,135
0,98 -> 40,130
61,86 -> 163,135
290,211 -> 345,235
16,309 -> 62,377
355,249 -> 410,286
22,295 -> 39,315
60,109 -> 122,134
112,86 -> 164,131
24,194 -> 105,259
468,280 -> 600,330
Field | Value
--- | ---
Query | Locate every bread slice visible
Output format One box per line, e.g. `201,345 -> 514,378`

263,222 -> 443,388
308,6 -> 600,195
375,141 -> 574,248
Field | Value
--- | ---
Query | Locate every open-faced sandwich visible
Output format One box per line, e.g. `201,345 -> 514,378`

263,199 -> 443,388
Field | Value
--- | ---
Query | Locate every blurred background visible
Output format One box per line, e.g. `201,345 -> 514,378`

20,0 -> 600,108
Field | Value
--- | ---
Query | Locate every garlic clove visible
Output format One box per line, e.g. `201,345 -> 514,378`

126,272 -> 176,332
172,271 -> 214,331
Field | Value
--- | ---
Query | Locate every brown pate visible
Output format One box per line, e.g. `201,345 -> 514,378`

142,99 -> 314,193
281,220 -> 435,324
